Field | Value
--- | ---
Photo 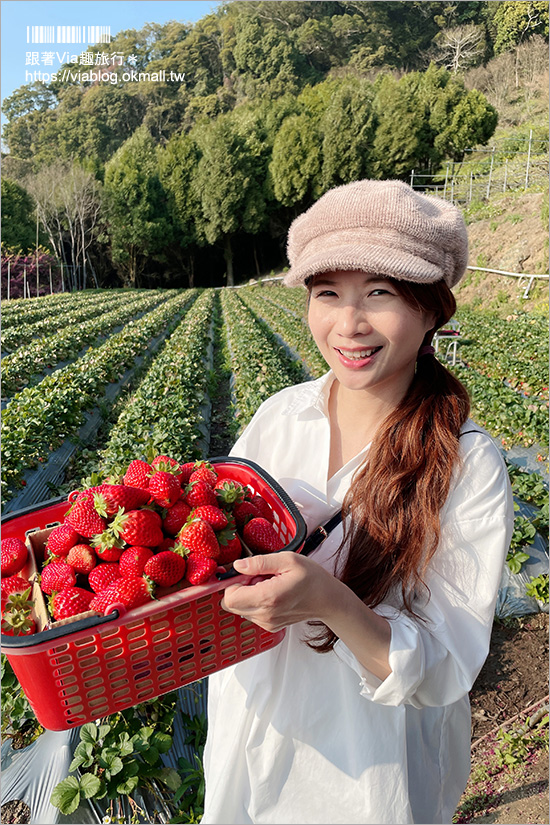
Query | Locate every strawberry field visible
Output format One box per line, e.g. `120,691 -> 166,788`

1,284 -> 548,824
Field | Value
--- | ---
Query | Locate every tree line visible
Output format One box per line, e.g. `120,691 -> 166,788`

1,1 -> 547,288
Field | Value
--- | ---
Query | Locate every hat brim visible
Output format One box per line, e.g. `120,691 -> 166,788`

283,242 -> 449,288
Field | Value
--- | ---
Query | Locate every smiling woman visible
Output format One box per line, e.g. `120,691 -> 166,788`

201,179 -> 515,825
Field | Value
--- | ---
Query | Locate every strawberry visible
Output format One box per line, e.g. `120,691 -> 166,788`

152,455 -> 185,483
188,461 -> 218,486
45,523 -> 80,557
91,532 -> 125,562
249,494 -> 274,523
89,577 -> 153,613
1,576 -> 32,610
156,537 -> 178,553
177,519 -> 220,560
65,492 -> 107,538
233,501 -> 262,528
243,518 -> 284,553
162,500 -> 192,535
191,505 -> 228,531
1,537 -> 28,576
123,459 -> 152,490
119,546 -> 154,578
214,478 -> 246,507
144,550 -> 186,587
51,587 -> 94,620
185,554 -> 218,585
185,480 -> 218,509
110,509 -> 164,548
149,470 -> 181,508
2,607 -> 36,636
40,561 -> 77,595
217,534 -> 243,565
92,484 -> 150,517
178,462 -> 197,485
88,563 -> 121,593
66,544 -> 97,575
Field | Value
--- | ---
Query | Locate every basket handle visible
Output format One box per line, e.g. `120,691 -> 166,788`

1,609 -> 120,649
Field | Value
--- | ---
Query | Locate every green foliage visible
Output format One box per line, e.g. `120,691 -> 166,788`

50,695 -> 180,817
493,1 -> 549,55
525,573 -> 549,604
1,655 -> 43,747
269,113 -> 322,207
0,179 -> 38,251
320,79 -> 376,190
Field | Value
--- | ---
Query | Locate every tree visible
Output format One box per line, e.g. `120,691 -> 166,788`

493,1 -> 549,55
191,113 -> 266,285
320,79 -> 376,190
269,113 -> 322,208
433,89 -> 498,162
433,24 -> 486,73
103,126 -> 173,287
0,179 -> 38,251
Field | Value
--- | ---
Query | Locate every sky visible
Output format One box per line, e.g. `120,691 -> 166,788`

1,0 -> 219,109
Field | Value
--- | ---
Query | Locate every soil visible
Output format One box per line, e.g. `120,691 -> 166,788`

457,612 -> 549,824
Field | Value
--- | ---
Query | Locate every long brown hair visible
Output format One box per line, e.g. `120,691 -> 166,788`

307,278 -> 470,652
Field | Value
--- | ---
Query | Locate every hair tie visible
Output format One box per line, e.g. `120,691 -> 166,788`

418,345 -> 435,358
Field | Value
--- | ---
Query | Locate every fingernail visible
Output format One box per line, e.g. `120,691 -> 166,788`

234,557 -> 249,571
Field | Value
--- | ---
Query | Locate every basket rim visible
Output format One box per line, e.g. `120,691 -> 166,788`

1,456 -> 307,650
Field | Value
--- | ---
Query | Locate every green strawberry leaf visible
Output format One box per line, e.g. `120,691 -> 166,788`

80,723 -> 98,744
116,774 -> 139,795
50,776 -> 81,814
157,766 -> 182,791
79,772 -> 102,800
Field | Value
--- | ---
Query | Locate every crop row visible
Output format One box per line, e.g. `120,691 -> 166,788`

221,289 -> 305,429
1,289 -> 128,329
1,290 -> 133,351
1,290 -> 194,504
99,289 -> 215,475
455,309 -> 548,400
239,287 -> 328,378
1,291 -> 168,397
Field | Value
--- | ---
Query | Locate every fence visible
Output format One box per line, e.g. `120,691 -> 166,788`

410,130 -> 549,205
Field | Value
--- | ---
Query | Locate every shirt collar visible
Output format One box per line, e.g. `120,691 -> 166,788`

281,371 -> 335,418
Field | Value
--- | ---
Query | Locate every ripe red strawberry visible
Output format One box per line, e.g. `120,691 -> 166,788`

144,550 -> 186,587
156,537 -> 178,553
163,500 -> 192,535
65,493 -> 106,538
45,523 -> 80,557
185,480 -> 218,509
214,478 -> 246,507
88,563 -> 121,593
66,544 -> 97,575
188,461 -> 217,486
185,554 -> 218,585
178,462 -> 197,485
177,519 -> 220,560
191,505 -> 228,531
119,546 -> 154,578
249,494 -> 274,523
123,460 -> 152,490
217,534 -> 242,565
89,577 -> 153,613
92,484 -> 150,517
1,537 -> 28,576
40,561 -> 77,595
1,576 -> 32,610
1,607 -> 36,636
149,470 -> 181,508
233,501 -> 262,528
52,587 -> 94,620
110,509 -> 164,547
91,532 -> 125,562
243,518 -> 284,553
152,455 -> 185,482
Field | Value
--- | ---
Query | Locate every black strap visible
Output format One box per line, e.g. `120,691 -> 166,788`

301,510 -> 344,557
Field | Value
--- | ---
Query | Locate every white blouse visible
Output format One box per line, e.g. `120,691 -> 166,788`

202,372 -> 514,824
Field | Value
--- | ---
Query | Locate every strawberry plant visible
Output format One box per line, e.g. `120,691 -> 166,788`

525,573 -> 549,604
1,655 -> 43,747
50,695 -> 181,820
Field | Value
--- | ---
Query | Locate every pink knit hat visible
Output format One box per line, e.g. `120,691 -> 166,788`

284,179 -> 468,288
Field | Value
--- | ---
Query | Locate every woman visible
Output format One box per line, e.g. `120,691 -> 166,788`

201,180 -> 514,824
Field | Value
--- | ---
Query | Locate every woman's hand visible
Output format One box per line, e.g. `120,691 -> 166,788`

221,551 -> 336,633
222,551 -> 393,681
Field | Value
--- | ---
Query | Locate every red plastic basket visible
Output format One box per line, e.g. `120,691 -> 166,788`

1,457 -> 306,731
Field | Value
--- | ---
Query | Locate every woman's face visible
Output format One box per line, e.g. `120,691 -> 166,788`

307,270 -> 435,406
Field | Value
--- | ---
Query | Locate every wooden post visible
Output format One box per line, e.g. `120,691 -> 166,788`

7,261 -> 10,301
443,164 -> 449,198
469,171 -> 473,203
525,129 -> 533,190
61,262 -> 65,292
503,159 -> 508,192
410,169 -> 415,188
486,147 -> 495,200
23,266 -> 27,298
49,263 -> 53,294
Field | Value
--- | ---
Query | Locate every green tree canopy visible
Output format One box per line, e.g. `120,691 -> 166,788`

0,178 -> 38,251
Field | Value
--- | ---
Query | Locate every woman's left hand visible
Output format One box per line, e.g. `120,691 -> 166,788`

221,551 -> 336,633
